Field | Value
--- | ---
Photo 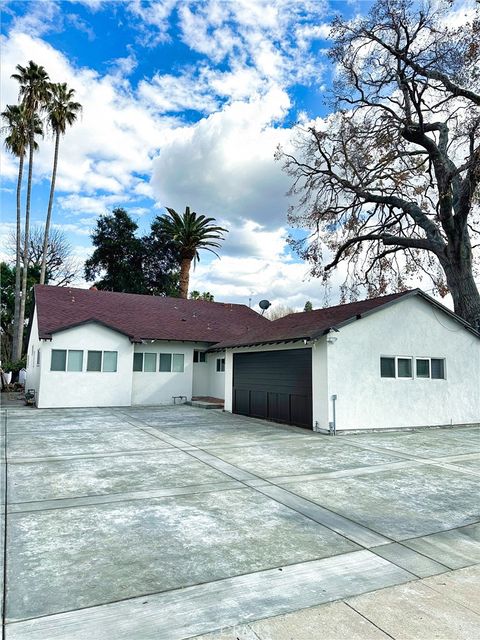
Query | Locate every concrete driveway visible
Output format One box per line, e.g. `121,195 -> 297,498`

1,405 -> 479,639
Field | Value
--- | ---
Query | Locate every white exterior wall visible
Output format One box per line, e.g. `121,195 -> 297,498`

132,341 -> 195,405
192,348 -> 225,399
25,307 -> 42,402
312,338 -> 329,431
36,323 -> 133,408
206,352 -> 226,399
328,296 -> 480,430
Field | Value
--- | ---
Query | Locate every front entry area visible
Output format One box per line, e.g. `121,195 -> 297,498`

232,348 -> 312,428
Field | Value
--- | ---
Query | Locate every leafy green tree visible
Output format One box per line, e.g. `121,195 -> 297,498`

153,206 -> 227,298
40,82 -> 81,284
190,291 -> 214,301
85,208 -> 145,292
85,208 -> 179,295
1,103 -> 42,360
1,262 -> 40,363
303,301 -> 313,312
142,221 -> 180,296
11,61 -> 50,357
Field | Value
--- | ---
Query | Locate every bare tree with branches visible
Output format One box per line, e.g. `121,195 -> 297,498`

279,0 -> 480,328
8,226 -> 78,286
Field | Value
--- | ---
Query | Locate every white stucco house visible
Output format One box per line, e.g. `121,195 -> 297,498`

26,285 -> 480,432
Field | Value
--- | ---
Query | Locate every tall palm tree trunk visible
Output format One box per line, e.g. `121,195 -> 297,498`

179,258 -> 192,298
16,127 -> 34,359
40,130 -> 59,284
12,155 -> 24,361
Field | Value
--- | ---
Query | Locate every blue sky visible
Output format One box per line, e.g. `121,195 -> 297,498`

1,0 -> 373,309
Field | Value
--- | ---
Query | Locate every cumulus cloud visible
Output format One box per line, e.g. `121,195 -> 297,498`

0,0 -> 334,301
150,87 -> 294,228
1,31 -> 180,210
188,249 -> 346,310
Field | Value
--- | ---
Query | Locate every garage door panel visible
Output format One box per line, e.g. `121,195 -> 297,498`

233,389 -> 250,415
250,391 -> 267,419
233,349 -> 312,428
267,392 -> 290,423
290,394 -> 312,428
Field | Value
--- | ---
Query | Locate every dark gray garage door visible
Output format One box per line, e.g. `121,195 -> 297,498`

233,349 -> 312,428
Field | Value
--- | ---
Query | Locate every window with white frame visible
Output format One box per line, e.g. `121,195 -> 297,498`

381,356 -> 445,380
416,358 -> 430,378
380,356 -> 395,378
50,349 -> 117,372
216,357 -> 225,372
157,353 -> 185,373
416,357 -> 446,379
133,352 -> 156,372
159,353 -> 172,372
133,353 -> 143,371
87,350 -> 102,372
36,350 -> 41,366
67,350 -> 83,372
193,350 -> 206,363
431,358 -> 445,379
86,350 -> 118,372
397,357 -> 412,378
51,349 -> 67,371
103,351 -> 118,372
172,354 -> 184,372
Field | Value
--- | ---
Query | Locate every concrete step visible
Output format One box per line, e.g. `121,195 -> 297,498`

188,400 -> 224,410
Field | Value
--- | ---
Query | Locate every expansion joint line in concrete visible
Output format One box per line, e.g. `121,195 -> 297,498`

113,412 -> 480,568
119,412 -> 396,551
2,409 -> 9,636
344,601 -> 396,640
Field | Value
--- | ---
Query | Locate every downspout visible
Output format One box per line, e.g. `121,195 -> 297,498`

329,394 -> 337,436
326,327 -> 339,436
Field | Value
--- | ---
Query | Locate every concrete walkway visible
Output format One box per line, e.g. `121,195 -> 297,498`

1,405 -> 479,639
195,565 -> 480,639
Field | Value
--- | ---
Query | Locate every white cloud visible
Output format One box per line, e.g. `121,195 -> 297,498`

57,194 -> 127,215
150,87 -> 293,228
1,31 -> 180,202
138,71 -> 219,115
189,246 -> 346,310
5,0 -> 61,37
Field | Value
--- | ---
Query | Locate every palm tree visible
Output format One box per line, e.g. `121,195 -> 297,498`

155,206 -> 227,299
11,61 -> 50,358
40,82 -> 81,285
1,104 -> 43,361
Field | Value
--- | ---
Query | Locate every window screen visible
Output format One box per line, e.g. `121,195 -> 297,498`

144,353 -> 157,372
103,351 -> 117,372
431,358 -> 445,379
67,350 -> 83,372
172,354 -> 184,372
159,353 -> 172,372
51,349 -> 66,371
380,357 -> 395,378
36,350 -> 41,366
216,358 -> 225,372
133,352 -> 143,371
416,359 -> 430,378
397,358 -> 412,378
194,350 -> 206,363
87,350 -> 102,372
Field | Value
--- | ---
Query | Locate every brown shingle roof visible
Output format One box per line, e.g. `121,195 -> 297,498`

34,285 -> 269,343
211,290 -> 414,348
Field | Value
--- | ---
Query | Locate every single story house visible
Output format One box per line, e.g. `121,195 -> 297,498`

26,285 -> 480,432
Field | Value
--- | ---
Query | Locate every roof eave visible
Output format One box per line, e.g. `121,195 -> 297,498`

309,289 -> 480,340
208,337 -> 310,351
